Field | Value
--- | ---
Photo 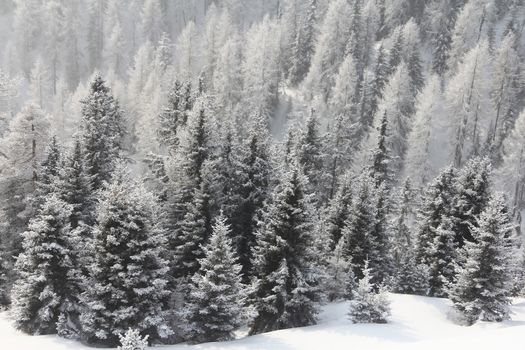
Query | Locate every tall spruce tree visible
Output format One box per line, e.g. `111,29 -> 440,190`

341,173 -> 376,280
322,177 -> 352,250
450,194 -> 515,325
231,123 -> 271,280
167,104 -> 212,279
181,213 -> 246,343
80,166 -> 172,346
79,75 -> 124,191
11,194 -> 82,335
249,165 -> 319,334
452,156 -> 492,247
415,166 -> 458,296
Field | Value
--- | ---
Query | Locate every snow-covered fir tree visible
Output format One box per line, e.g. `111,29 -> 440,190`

117,328 -> 149,350
340,173 -> 376,280
181,213 -> 246,343
325,234 -> 355,301
449,194 -> 516,325
80,165 -> 172,346
249,165 -> 319,334
11,194 -> 82,335
79,75 -> 125,190
349,261 -> 391,324
452,156 -> 492,247
415,166 -> 457,296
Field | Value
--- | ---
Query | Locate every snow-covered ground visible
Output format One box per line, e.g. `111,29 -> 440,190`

2,294 -> 525,350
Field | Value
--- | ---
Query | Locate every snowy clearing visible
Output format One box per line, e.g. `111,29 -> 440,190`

2,293 -> 524,350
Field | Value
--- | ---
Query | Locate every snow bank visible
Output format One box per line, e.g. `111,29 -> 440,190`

2,293 -> 524,350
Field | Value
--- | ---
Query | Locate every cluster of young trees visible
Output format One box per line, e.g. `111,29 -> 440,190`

0,0 -> 524,346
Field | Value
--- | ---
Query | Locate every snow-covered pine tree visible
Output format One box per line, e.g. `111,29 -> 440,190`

80,165 -> 172,346
295,111 -> 326,205
325,234 -> 355,301
452,156 -> 492,247
368,180 -> 394,287
157,80 -> 185,154
60,139 -> 94,229
79,74 -> 125,191
305,0 -> 352,100
415,166 -> 456,265
365,45 -> 389,125
376,61 -> 416,174
288,0 -> 317,85
391,179 -> 414,270
369,111 -> 392,188
349,261 -> 391,324
415,166 -> 458,296
34,136 -> 63,205
60,139 -> 95,274
230,121 -> 272,280
427,215 -> 457,297
249,165 -> 319,334
181,213 -> 246,343
0,249 -> 8,306
11,194 -> 82,335
117,328 -> 149,350
322,177 -> 352,250
173,174 -> 212,279
340,173 -> 376,279
0,103 -> 51,261
394,250 -> 429,295
449,194 -> 515,325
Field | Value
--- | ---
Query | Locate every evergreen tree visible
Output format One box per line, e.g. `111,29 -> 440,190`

453,156 -> 492,247
394,251 -> 429,295
289,0 -> 317,85
173,177 -> 212,279
80,166 -> 172,346
322,177 -> 352,250
376,62 -> 416,174
167,104 -> 212,279
391,179 -> 414,270
325,234 -> 355,301
60,139 -> 94,229
79,75 -> 125,190
415,166 -> 456,265
11,194 -> 82,335
348,261 -> 391,324
34,136 -> 63,204
450,194 -> 515,325
230,123 -> 271,280
117,328 -> 149,350
341,173 -> 376,279
366,45 -> 389,125
157,80 -> 185,154
181,213 -> 246,343
295,112 -> 326,204
427,215 -> 457,297
249,165 -> 319,334
369,111 -> 392,188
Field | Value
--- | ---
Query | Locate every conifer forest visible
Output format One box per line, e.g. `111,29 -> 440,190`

0,1 -> 525,349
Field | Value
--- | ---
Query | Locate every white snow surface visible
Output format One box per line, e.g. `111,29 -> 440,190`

2,293 -> 525,350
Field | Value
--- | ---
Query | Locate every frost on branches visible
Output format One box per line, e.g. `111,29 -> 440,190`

180,213 -> 246,344
449,194 -> 516,325
349,262 -> 391,324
